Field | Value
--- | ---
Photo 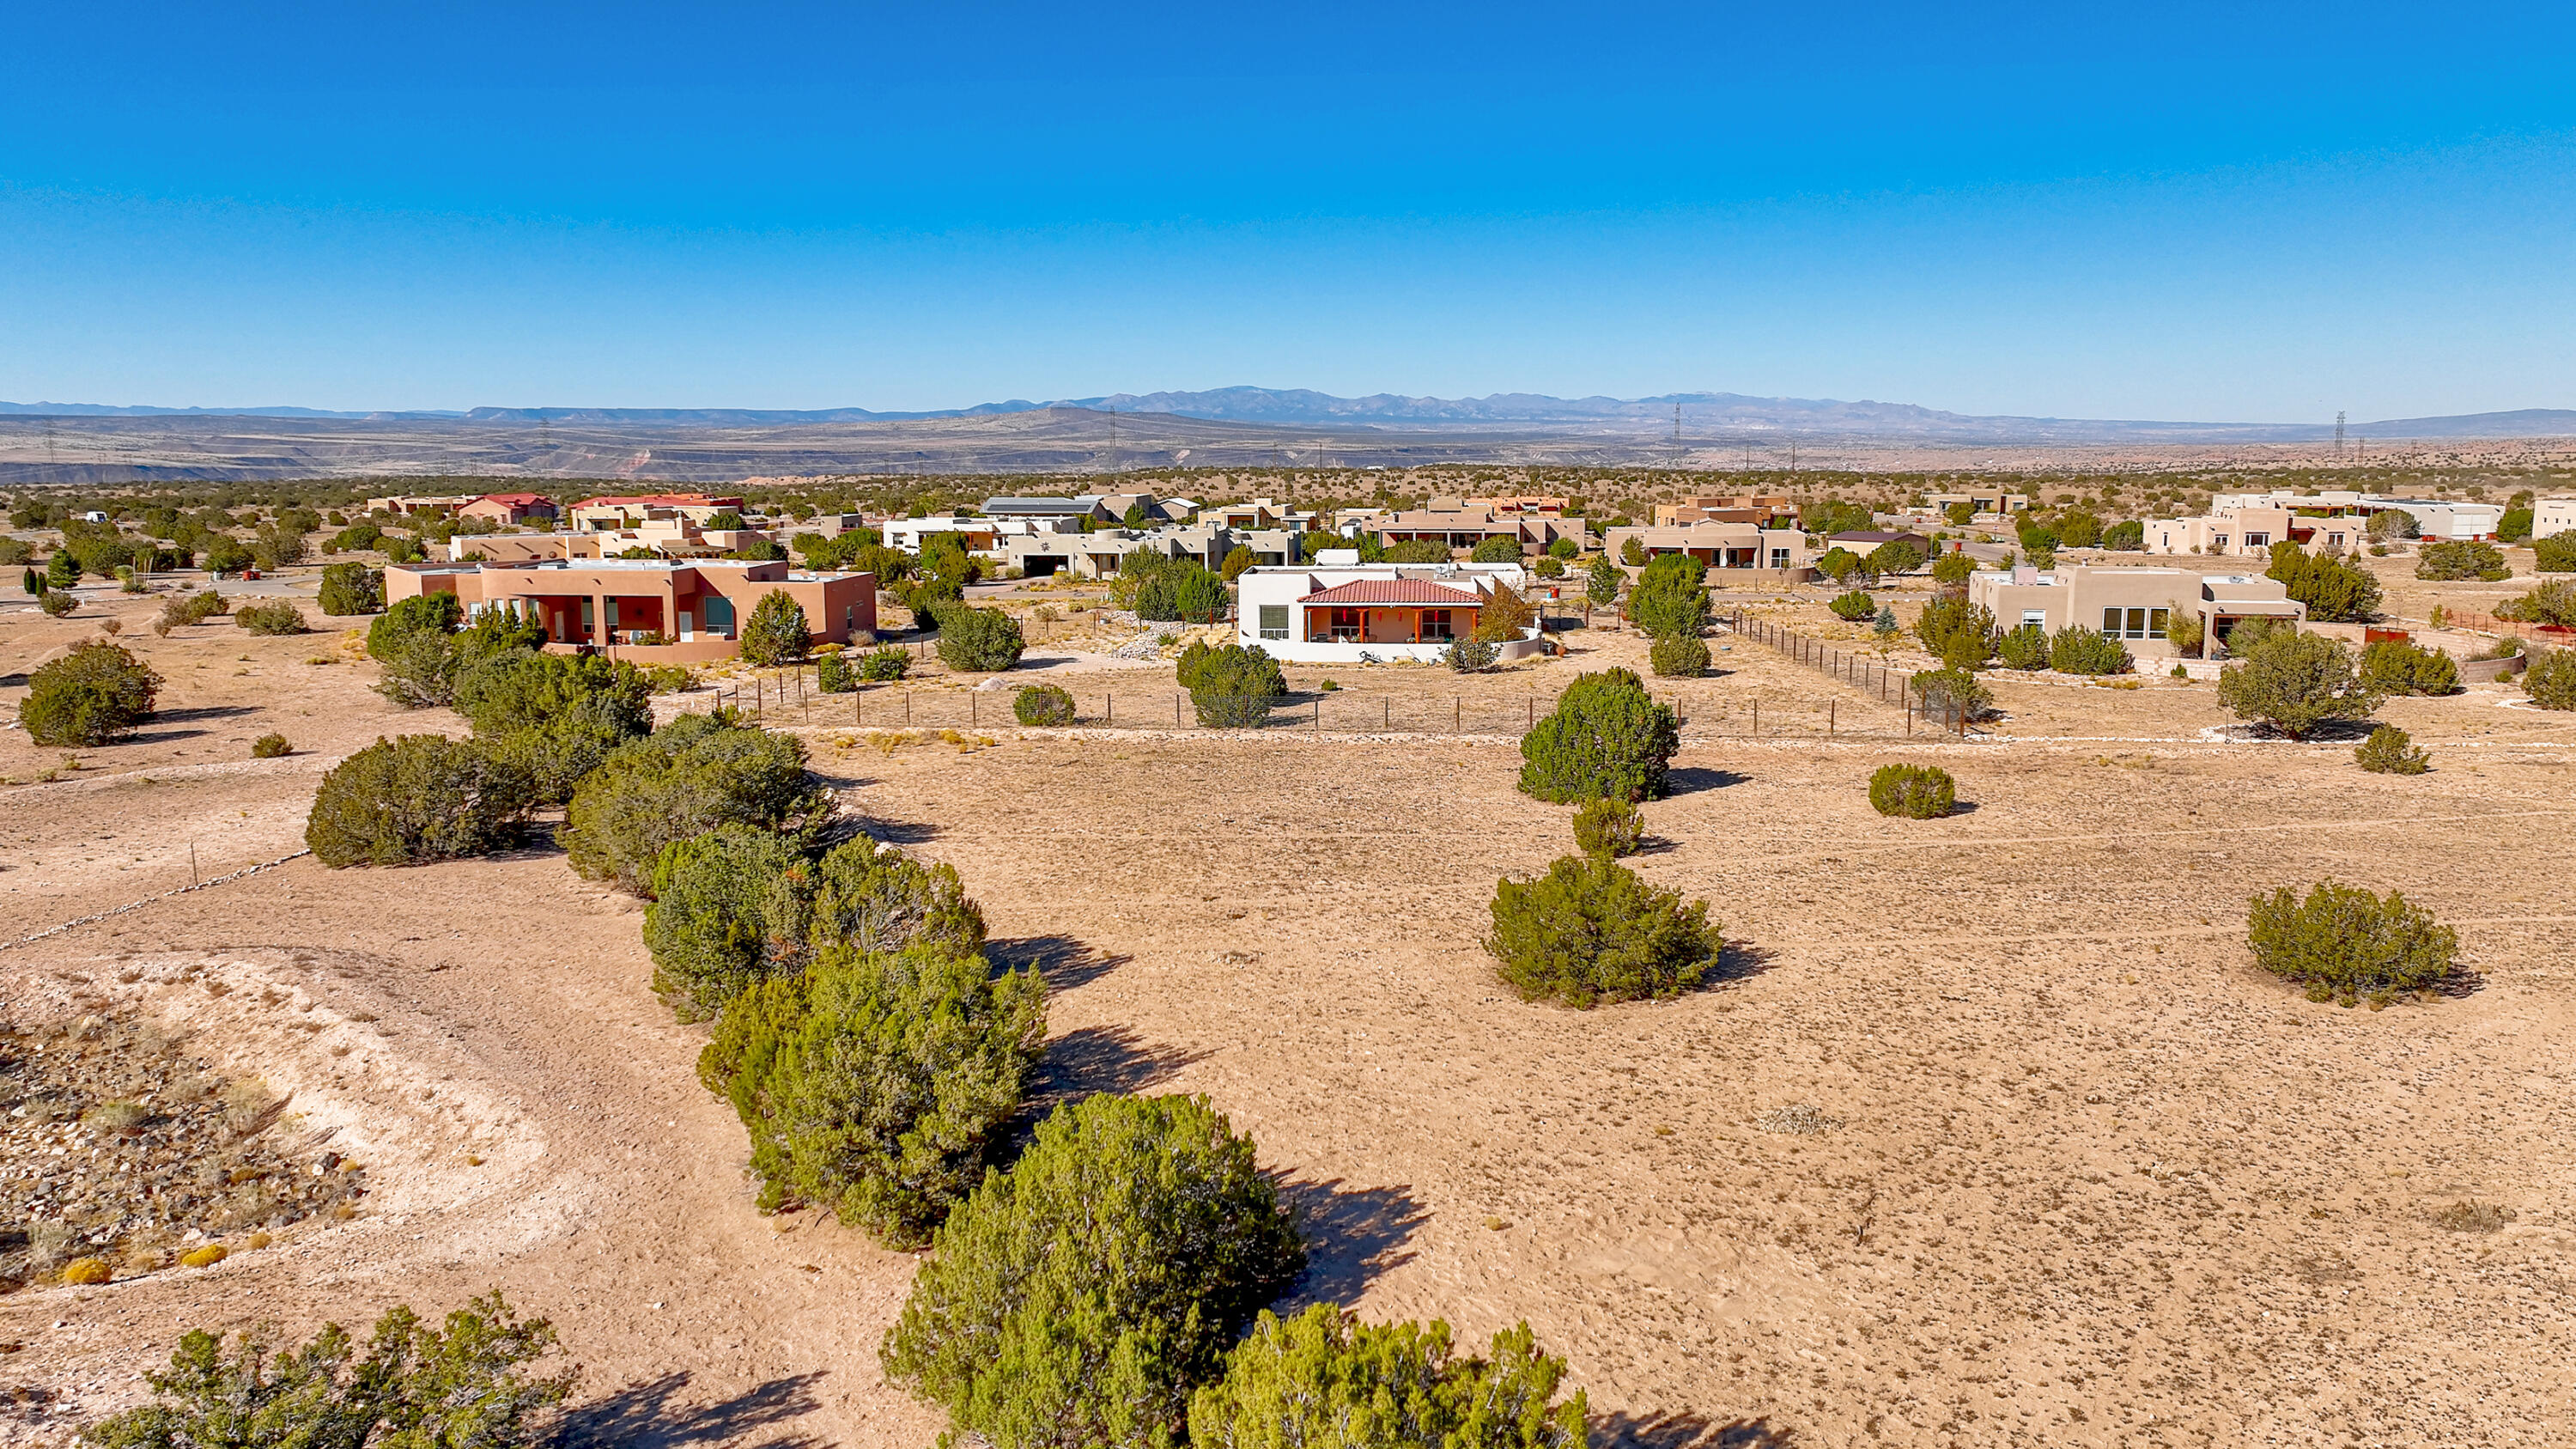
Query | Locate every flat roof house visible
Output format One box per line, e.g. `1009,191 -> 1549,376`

386,557 -> 875,664
2536,498 -> 2576,540
2208,490 -> 2506,542
1968,565 -> 2305,660
2144,507 -> 2367,557
1371,508 -> 1587,555
1654,495 -> 1795,527
457,492 -> 557,525
1235,561 -> 1540,663
568,494 -> 745,532
1600,522 -> 1817,581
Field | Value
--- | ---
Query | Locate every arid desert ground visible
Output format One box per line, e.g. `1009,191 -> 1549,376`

5,577 -> 2575,1448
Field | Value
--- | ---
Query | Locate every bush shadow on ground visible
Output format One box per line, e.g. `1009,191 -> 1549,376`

1274,1177 -> 1429,1307
1662,767 -> 1747,795
863,819 -> 942,846
1033,1023 -> 1210,1102
1710,940 -> 1779,986
990,934 -> 1129,990
1596,1409 -> 1795,1448
564,1370 -> 827,1449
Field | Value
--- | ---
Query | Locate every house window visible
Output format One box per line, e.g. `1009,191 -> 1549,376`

2325,533 -> 2344,548
2020,610 -> 2048,633
2149,607 -> 2170,635
2102,606 -> 2123,636
2243,531 -> 2269,548
2213,534 -> 2229,551
1258,605 -> 1289,640
1770,547 -> 1790,568
2102,607 -> 2150,639
701,595 -> 736,637
1327,607 -> 1364,642
1419,609 -> 1455,641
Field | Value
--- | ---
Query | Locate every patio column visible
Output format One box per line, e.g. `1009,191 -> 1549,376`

593,593 -> 610,647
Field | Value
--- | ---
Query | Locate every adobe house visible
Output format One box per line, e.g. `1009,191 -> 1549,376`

386,557 -> 875,663
1967,565 -> 2305,659
566,493 -> 745,533
456,492 -> 557,526
1598,522 -> 1817,582
1234,559 -> 1544,663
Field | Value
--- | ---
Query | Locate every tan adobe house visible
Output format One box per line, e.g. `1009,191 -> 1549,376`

386,557 -> 875,664
1653,495 -> 1795,527
1967,565 -> 2305,659
566,493 -> 746,532
1599,522 -> 1817,583
456,492 -> 557,525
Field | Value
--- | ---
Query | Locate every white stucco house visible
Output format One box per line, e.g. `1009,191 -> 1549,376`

2533,498 -> 2576,541
1233,556 -> 1545,663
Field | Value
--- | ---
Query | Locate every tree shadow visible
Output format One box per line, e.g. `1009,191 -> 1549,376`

563,1370 -> 829,1449
1275,1178 -> 1428,1307
489,820 -> 565,861
865,819 -> 943,846
150,704 -> 264,724
1595,1409 -> 1795,1448
1710,940 -> 1779,985
991,935 -> 1129,990
1034,1024 -> 1210,1102
1663,767 -> 1748,795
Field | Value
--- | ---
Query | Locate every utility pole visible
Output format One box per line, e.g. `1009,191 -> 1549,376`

2334,411 -> 2347,458
1671,402 -> 1682,469
1108,405 -> 1119,480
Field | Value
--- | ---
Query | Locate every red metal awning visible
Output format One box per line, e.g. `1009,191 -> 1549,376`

1297,579 -> 1483,606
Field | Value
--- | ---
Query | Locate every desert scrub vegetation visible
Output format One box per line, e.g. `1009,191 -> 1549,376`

1485,854 -> 1718,1008
306,735 -> 532,867
643,828 -> 987,1020
1626,553 -> 1710,639
1188,1304 -> 1588,1449
815,650 -> 855,692
1828,588 -> 1877,621
1444,635 -> 1500,672
2413,539 -> 2512,582
1571,796 -> 1643,858
2358,639 -> 2461,697
2354,725 -> 2430,775
19,641 -> 162,746
698,941 -> 1045,1245
2536,533 -> 2576,574
316,561 -> 384,616
157,588 -> 229,631
231,598 -> 310,636
1012,683 -> 1075,726
562,713 -> 829,893
82,1293 -> 572,1449
1910,667 -> 1991,728
738,589 -> 811,667
250,732 -> 291,759
2497,577 -> 2576,626
2247,880 -> 2458,1006
880,1093 -> 1306,1449
858,643 -> 912,680
1869,763 -> 1958,819
1994,626 -> 2047,671
368,597 -> 547,709
1178,640 -> 1287,728
2047,624 -> 2131,675
2218,630 -> 2380,738
1517,667 -> 1679,803
456,649 -> 656,803
935,606 -> 1027,673
1648,633 -> 1710,678
2264,542 -> 2384,620
2524,648 -> 2576,709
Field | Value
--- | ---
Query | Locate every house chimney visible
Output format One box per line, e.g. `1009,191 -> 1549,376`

2013,564 -> 2038,586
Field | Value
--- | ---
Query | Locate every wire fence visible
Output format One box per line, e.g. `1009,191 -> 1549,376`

1728,609 -> 1971,735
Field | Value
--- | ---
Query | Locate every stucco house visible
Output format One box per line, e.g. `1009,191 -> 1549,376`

1967,565 -> 2306,660
456,493 -> 557,525
566,494 -> 745,533
386,557 -> 875,663
1599,522 -> 1817,582
1234,559 -> 1542,663
2536,498 -> 2576,541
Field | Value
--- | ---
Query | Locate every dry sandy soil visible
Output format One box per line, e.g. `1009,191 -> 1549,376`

3,573 -> 2575,1447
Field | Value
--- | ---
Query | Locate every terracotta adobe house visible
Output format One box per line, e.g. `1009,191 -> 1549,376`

386,557 -> 876,663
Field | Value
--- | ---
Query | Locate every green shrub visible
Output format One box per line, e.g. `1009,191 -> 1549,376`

1470,536 -> 1522,563
1571,796 -> 1643,858
251,733 -> 291,759
2216,630 -> 2379,739
1532,554 -> 1564,578
1188,1305 -> 1588,1449
2265,542 -> 2384,621
2498,506 -> 2534,544
1815,547 -> 1864,584
2164,606 -> 2206,656
879,1093 -> 1306,1449
643,825 -> 817,1019
374,609 -> 549,709
2103,519 -> 2146,551
2047,625 -> 2130,675
1470,581 -> 1535,644
2247,880 -> 2458,1005
1013,684 -> 1074,725
1219,545 -> 1258,581
1627,554 -> 1709,638
2055,511 -> 2104,549
1649,634 -> 1710,678
1546,535 -> 1579,560
1910,667 -> 1991,727
562,714 -> 829,893
39,589 -> 76,618
1929,551 -> 1975,587
937,606 -> 1027,673
1485,854 -> 1717,1007
456,650 -> 653,740
369,593 -> 464,657
815,652 -> 854,693
2354,724 -> 2429,775
317,562 -> 384,616
81,1293 -> 570,1449
1913,597 -> 1994,663
305,735 -> 532,868
1445,636 -> 1499,672
2526,648 -> 2576,709
1868,763 -> 1957,819
1516,667 -> 1680,803
1828,588 -> 1876,621
2358,639 -> 2461,697
2499,578 -> 2576,626
807,831 -> 988,959
1994,627 -> 2047,671
1188,642 -> 1286,728
698,942 -> 1045,1245
20,642 -> 163,746
739,590 -> 811,666
1584,557 -> 1621,608
1382,539 -> 1450,563
1134,561 -> 1231,624
233,599 -> 309,636
2535,533 -> 2576,573
1864,540 -> 1923,576
859,644 -> 912,681
2414,539 -> 2511,582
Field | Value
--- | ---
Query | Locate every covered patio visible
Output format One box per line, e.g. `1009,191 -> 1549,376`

1298,578 -> 1483,644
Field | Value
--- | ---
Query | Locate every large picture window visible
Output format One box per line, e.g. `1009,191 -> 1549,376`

1258,605 -> 1289,640
701,595 -> 736,636
1419,609 -> 1455,641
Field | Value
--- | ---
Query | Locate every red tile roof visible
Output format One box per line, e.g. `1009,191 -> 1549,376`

1298,579 -> 1484,606
477,493 -> 552,506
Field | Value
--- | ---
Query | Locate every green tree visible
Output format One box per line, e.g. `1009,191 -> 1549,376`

1188,642 -> 1287,728
739,590 -> 812,666
1929,551 -> 1975,588
1911,667 -> 1991,727
1219,545 -> 1257,581
202,536 -> 256,573
1584,557 -> 1621,610
806,831 -> 988,959
2534,534 -> 2576,573
1470,536 -> 1522,563
1648,635 -> 1709,677
642,825 -> 816,1017
1864,540 -> 1923,576
46,549 -> 83,587
698,941 -> 1046,1244
2102,519 -> 2146,551
1944,500 -> 1979,526
1913,598 -> 1995,665
2247,880 -> 2457,1005
2358,639 -> 2461,697
816,651 -> 855,692
1828,589 -> 1876,621
1546,535 -> 1579,560
21,642 -> 163,746
1473,581 -> 1535,643
305,735 -> 532,868
562,714 -> 829,893
1994,626 -> 2047,671
879,1093 -> 1307,1449
1188,1305 -> 1588,1449
2047,624 -> 2131,675
81,1294 -> 571,1449
1626,553 -> 1709,638
2496,506 -> 2534,543
1799,497 -> 1873,535
317,562 -> 384,616
936,606 -> 1027,672
2525,648 -> 2576,709
2500,578 -> 2576,626
2217,630 -> 2380,738
1485,854 -> 1718,1007
1382,540 -> 1450,563
368,593 -> 465,659
2414,539 -> 2511,582
2257,543 -> 2380,621
1517,667 -> 1679,803
1869,764 -> 1958,818
2354,724 -> 2430,775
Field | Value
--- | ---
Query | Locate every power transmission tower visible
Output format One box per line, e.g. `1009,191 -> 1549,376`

1671,402 -> 1682,469
1107,405 -> 1119,480
2334,411 -> 2347,458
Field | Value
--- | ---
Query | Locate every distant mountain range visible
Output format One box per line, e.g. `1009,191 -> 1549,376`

6,388 -> 2572,441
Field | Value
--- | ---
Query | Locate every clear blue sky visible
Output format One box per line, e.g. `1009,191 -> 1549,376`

3,2 -> 2572,422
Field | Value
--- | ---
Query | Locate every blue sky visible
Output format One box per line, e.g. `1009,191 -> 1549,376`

3,1 -> 2572,421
